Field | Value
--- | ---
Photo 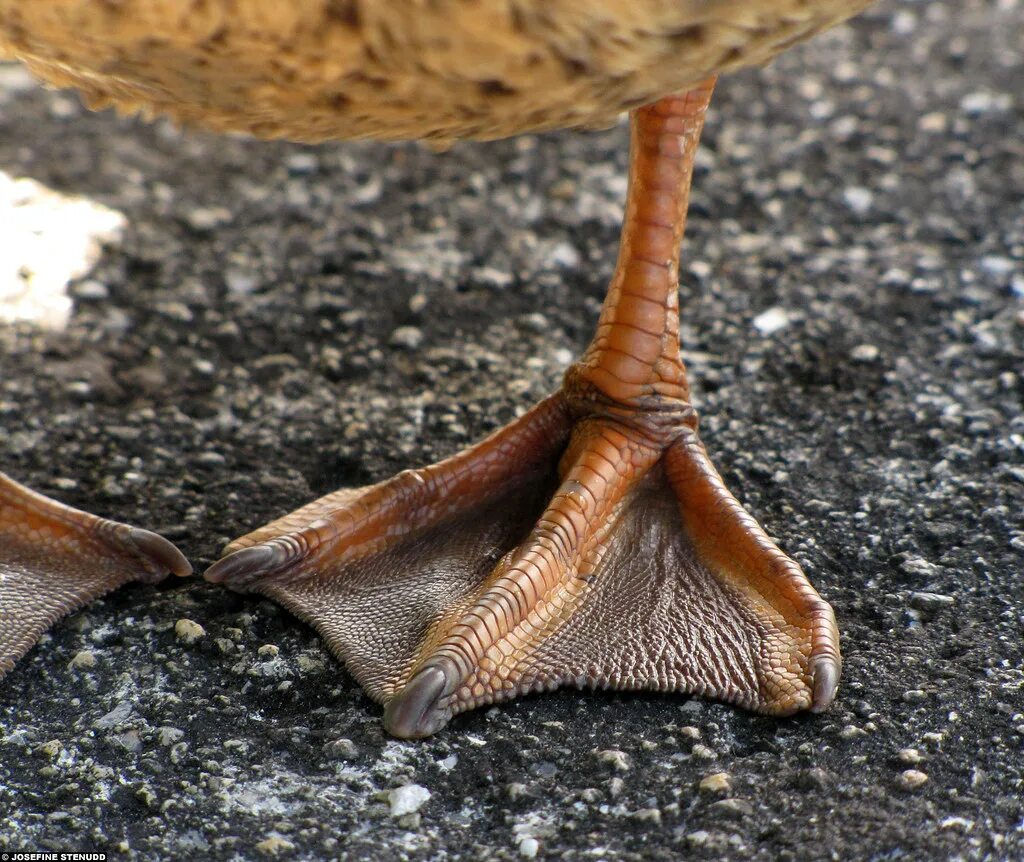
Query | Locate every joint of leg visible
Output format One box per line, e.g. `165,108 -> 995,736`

561,362 -> 699,448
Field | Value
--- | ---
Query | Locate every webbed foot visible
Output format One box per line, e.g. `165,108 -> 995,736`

0,471 -> 191,677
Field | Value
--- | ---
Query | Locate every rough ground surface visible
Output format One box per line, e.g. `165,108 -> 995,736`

1,0 -> 1021,859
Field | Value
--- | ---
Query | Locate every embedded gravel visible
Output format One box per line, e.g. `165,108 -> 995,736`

1,1 -> 1022,859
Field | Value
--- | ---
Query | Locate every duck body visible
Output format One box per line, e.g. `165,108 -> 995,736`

2,0 -> 870,144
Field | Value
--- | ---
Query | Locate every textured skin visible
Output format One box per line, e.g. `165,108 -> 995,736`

0,472 -> 191,678
206,89 -> 841,737
0,0 -> 873,144
207,394 -> 571,698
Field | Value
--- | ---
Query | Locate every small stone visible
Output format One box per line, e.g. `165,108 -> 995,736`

73,280 -> 109,300
505,782 -> 530,801
94,701 -> 134,730
225,268 -> 258,294
679,726 -> 701,740
286,153 -> 318,174
157,727 -> 184,746
175,619 -> 206,644
686,831 -> 711,847
518,837 -> 540,859
922,732 -> 945,748
850,343 -> 880,362
323,738 -> 358,759
257,644 -> 280,658
255,835 -> 296,856
839,725 -> 868,740
898,748 -> 923,765
389,325 -> 424,350
548,178 -> 577,200
843,186 -> 874,214
699,773 -> 732,794
752,307 -> 791,336
909,592 -> 955,613
185,206 -> 232,231
520,312 -> 549,333
37,740 -> 63,759
547,241 -> 580,268
69,650 -> 97,670
897,769 -> 928,790
596,749 -> 631,772
903,689 -> 927,703
136,784 -> 158,809
388,784 -> 431,816
794,767 -> 833,791
710,798 -> 754,818
901,557 -> 939,577
691,744 -> 717,761
632,808 -> 661,824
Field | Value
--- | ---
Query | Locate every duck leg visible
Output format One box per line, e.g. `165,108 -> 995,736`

0,471 -> 191,677
205,79 -> 841,738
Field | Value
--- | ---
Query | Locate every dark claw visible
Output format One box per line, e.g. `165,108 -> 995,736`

383,659 -> 459,739
204,544 -> 281,589
124,526 -> 192,581
809,654 -> 841,713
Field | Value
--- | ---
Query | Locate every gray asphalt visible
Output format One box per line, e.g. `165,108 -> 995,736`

1,0 -> 1022,859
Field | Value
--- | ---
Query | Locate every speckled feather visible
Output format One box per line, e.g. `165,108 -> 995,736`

1,0 -> 871,143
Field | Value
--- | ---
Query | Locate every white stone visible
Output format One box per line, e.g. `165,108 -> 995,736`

388,784 -> 431,816
752,307 -> 791,336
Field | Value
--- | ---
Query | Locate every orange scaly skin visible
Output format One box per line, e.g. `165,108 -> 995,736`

206,83 -> 841,738
0,472 -> 192,677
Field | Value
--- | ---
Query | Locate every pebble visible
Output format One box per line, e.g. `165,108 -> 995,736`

850,343 -> 880,362
596,749 -> 631,772
752,306 -> 791,336
255,835 -> 296,856
506,782 -> 529,800
898,770 -> 929,791
909,592 -> 955,613
175,619 -> 206,644
898,748 -> 923,765
157,727 -> 184,746
691,744 -> 717,761
323,738 -> 358,759
843,186 -> 874,214
710,798 -> 754,818
389,325 -> 424,350
699,773 -> 732,794
69,650 -> 96,670
257,644 -> 280,658
518,838 -> 540,858
73,279 -> 109,300
388,784 -> 431,816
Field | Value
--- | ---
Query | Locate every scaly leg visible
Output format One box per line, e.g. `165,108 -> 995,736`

206,79 -> 841,737
0,471 -> 191,677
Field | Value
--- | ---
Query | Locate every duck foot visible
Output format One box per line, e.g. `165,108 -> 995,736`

206,382 -> 839,738
206,81 -> 841,737
0,471 -> 191,677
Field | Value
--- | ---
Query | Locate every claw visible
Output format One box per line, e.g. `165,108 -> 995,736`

384,659 -> 459,739
809,654 -> 841,713
123,526 -> 192,581
204,539 -> 305,589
